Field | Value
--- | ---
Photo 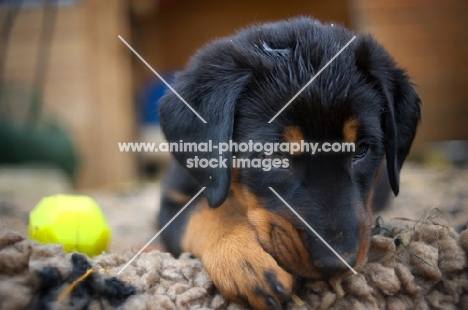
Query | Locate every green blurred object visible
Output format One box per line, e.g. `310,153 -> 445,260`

0,0 -> 79,179
0,84 -> 79,179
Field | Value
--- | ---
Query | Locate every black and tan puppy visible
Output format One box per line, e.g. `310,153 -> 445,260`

158,17 -> 420,309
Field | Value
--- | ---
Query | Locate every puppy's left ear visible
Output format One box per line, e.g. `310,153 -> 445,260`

159,40 -> 251,208
355,36 -> 421,196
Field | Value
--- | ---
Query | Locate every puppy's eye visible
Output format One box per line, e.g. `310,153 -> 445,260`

260,152 -> 285,160
257,152 -> 289,169
353,142 -> 369,161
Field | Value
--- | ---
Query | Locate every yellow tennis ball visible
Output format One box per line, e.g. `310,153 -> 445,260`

28,194 -> 111,257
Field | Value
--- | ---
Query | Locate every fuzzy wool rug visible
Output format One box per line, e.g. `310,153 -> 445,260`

1,212 -> 468,310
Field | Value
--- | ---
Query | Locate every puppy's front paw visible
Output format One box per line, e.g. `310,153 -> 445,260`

202,229 -> 293,309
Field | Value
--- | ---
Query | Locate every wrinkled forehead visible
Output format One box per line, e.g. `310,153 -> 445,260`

280,92 -> 383,141
234,83 -> 383,144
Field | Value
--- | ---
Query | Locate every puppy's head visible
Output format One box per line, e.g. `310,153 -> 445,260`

160,17 -> 420,278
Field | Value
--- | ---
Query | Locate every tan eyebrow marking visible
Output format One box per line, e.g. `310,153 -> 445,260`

283,126 -> 304,155
343,118 -> 359,143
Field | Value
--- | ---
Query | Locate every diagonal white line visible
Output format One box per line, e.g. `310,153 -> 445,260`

118,35 -> 207,124
268,187 -> 358,275
117,187 -> 206,275
268,36 -> 356,123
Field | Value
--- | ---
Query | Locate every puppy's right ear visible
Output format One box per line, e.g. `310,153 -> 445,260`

159,40 -> 251,208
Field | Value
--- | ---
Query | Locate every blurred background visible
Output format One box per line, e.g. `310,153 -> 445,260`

0,0 -> 467,251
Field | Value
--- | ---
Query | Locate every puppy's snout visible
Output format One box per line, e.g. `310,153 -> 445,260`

313,252 -> 356,276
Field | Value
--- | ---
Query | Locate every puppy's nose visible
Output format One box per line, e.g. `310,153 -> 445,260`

313,252 -> 356,276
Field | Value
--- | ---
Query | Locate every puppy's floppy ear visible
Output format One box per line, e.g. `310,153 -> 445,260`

355,36 -> 421,196
159,40 -> 251,208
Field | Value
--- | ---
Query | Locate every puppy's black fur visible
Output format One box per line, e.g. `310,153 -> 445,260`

158,17 -> 420,309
